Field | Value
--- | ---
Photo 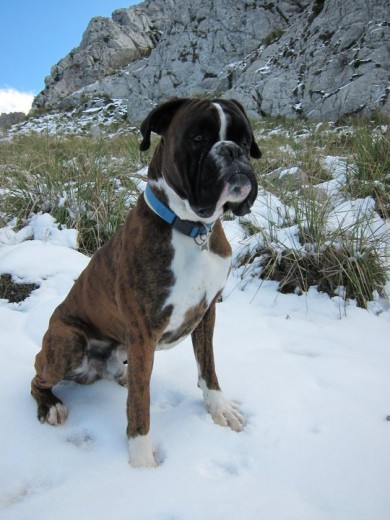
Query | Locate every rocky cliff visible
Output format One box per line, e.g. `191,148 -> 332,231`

33,0 -> 390,122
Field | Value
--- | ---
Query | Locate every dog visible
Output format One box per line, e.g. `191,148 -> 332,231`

31,97 -> 261,467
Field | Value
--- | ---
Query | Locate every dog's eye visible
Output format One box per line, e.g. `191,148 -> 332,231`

192,135 -> 204,143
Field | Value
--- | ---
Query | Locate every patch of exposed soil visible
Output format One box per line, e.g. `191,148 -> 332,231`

0,274 -> 39,303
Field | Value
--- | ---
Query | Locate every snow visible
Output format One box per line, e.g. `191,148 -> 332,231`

7,98 -> 133,137
278,166 -> 300,179
0,214 -> 390,520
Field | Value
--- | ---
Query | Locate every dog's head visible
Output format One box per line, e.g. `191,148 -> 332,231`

140,98 -> 261,221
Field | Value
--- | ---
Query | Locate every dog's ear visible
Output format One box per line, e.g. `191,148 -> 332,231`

226,99 -> 262,159
250,138 -> 262,159
140,98 -> 191,151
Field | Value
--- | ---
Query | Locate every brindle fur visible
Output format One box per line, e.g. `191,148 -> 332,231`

31,197 -> 231,436
31,98 -> 260,459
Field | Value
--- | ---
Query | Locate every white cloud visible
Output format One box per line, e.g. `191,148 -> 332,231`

0,88 -> 35,115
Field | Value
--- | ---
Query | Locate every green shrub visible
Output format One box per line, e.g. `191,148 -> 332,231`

262,28 -> 284,46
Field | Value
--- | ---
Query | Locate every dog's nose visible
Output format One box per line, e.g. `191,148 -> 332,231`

194,207 -> 214,218
228,173 -> 252,198
217,141 -> 243,160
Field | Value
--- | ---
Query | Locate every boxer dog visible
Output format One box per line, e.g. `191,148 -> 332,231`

31,98 -> 261,467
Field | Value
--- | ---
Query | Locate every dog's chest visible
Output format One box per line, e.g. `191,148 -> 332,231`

157,231 -> 231,350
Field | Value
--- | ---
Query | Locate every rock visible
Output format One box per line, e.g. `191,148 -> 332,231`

74,0 -> 308,122
33,0 -> 175,110
0,112 -> 26,130
232,0 -> 390,121
300,185 -> 329,204
32,0 -> 390,122
266,167 -> 310,191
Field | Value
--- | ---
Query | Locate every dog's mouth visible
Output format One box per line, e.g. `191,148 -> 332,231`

223,171 -> 257,216
192,171 -> 256,219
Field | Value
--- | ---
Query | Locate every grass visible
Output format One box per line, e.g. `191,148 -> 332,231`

262,27 -> 285,46
237,189 -> 389,309
253,119 -> 339,187
345,127 -> 390,219
0,133 -> 155,254
237,115 -> 390,309
0,115 -> 389,309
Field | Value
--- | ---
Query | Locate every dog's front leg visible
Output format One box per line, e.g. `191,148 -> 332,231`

192,300 -> 246,432
126,338 -> 157,468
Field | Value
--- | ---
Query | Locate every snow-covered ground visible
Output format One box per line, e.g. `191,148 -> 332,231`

0,212 -> 389,520
5,98 -> 134,137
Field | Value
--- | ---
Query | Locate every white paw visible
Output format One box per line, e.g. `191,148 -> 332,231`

200,384 -> 246,432
45,403 -> 68,426
128,433 -> 158,468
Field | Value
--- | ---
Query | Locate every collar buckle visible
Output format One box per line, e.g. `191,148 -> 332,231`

194,225 -> 211,246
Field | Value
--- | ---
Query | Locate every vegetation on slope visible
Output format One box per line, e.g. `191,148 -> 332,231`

0,113 -> 389,309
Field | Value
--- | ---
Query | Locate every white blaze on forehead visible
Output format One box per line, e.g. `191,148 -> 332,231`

212,102 -> 228,141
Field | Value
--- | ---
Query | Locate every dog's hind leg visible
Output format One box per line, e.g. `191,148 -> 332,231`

31,323 -> 86,425
31,375 -> 68,425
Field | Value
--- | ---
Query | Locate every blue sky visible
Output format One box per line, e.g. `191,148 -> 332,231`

0,1 -> 138,113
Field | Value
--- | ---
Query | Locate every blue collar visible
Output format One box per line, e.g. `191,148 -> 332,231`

144,184 -> 214,239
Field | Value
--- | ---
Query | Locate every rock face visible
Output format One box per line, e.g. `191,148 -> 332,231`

33,0 -> 175,109
33,0 -> 390,122
233,0 -> 390,121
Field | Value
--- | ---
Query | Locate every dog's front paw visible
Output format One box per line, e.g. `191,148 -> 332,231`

203,389 -> 246,432
128,433 -> 158,468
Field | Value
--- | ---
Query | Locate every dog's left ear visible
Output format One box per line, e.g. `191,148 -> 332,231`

140,98 -> 191,151
227,99 -> 262,159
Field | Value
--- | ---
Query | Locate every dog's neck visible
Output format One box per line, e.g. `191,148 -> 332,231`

144,184 -> 214,242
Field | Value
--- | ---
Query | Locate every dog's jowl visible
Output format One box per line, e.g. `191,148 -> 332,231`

31,98 -> 261,468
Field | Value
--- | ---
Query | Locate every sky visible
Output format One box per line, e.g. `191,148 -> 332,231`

0,0 -> 138,114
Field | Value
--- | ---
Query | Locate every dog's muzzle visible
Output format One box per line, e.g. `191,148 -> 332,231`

191,141 -> 258,219
213,141 -> 258,217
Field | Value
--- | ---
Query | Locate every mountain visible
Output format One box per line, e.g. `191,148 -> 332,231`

33,0 -> 390,122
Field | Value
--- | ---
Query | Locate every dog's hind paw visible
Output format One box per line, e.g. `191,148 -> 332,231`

39,403 -> 68,426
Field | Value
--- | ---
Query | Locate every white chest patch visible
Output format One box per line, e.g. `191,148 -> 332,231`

157,230 -> 231,350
